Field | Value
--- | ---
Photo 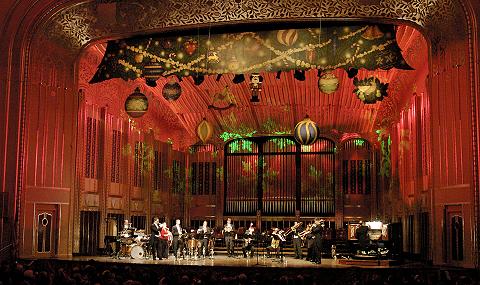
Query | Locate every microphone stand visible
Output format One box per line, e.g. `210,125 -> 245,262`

254,231 -> 267,267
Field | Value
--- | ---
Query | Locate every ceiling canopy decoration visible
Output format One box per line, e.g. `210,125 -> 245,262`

89,24 -> 412,84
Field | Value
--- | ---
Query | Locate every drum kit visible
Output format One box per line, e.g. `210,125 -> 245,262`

116,229 -> 151,260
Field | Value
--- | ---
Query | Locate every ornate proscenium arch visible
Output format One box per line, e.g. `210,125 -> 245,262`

44,0 -> 465,53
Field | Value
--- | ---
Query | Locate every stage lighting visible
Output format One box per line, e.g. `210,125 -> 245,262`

347,68 -> 358,78
232,74 -> 245,84
294,70 -> 306,81
216,74 -> 223,81
193,75 -> 205,85
145,78 -> 157,87
276,71 -> 282,79
250,94 -> 260,103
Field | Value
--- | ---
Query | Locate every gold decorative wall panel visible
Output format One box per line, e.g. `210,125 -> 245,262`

44,0 -> 465,51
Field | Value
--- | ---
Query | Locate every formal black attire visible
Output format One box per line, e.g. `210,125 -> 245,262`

242,229 -> 255,258
355,225 -> 370,252
292,226 -> 304,259
223,224 -> 235,256
197,226 -> 211,257
305,232 -> 315,261
150,223 -> 161,259
171,224 -> 183,258
310,224 -> 323,264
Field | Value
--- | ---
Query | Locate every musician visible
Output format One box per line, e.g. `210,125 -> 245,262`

292,221 -> 304,259
355,220 -> 370,253
223,218 -> 235,257
171,219 -> 183,259
242,223 -> 255,258
197,221 -> 211,258
266,228 -> 282,258
305,230 -> 315,261
310,218 -> 324,264
159,222 -> 170,259
150,217 -> 161,260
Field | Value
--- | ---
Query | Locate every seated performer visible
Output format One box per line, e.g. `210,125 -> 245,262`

150,217 -> 161,260
266,228 -> 282,258
355,220 -> 371,253
159,222 -> 170,259
292,221 -> 304,259
197,221 -> 211,258
223,218 -> 235,257
242,223 -> 255,258
171,219 -> 183,259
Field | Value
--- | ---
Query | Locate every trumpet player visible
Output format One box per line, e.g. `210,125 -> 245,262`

292,221 -> 304,259
310,218 -> 324,264
223,218 -> 235,257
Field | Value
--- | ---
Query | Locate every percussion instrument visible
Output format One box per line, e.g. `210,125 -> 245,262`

130,244 -> 145,259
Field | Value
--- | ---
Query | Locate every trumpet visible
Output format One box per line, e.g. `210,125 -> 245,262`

299,223 -> 314,239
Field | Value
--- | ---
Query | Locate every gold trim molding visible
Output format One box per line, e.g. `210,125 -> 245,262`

44,0 -> 466,51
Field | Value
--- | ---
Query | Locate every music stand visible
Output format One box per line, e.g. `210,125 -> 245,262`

253,230 -> 267,266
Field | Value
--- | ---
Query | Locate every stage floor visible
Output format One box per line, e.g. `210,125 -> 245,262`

64,254 -> 395,268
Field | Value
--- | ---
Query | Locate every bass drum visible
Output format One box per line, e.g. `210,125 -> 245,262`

130,244 -> 145,259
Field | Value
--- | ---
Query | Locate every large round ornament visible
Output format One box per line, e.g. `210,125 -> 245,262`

318,71 -> 339,94
162,78 -> 182,101
143,60 -> 163,87
196,118 -> 213,144
276,29 -> 298,46
125,87 -> 148,118
294,116 -> 319,145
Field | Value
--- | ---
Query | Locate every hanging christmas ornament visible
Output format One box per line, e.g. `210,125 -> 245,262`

353,76 -> 389,104
162,77 -> 182,101
143,59 -> 164,87
184,39 -> 198,56
276,29 -> 298,46
361,25 -> 384,40
294,116 -> 319,145
197,118 -> 213,144
318,71 -> 339,94
125,87 -> 148,118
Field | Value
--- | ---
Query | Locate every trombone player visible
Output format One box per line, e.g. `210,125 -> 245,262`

310,218 -> 325,264
292,221 -> 304,259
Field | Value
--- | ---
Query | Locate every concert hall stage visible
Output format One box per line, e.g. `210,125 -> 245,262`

53,255 -> 394,268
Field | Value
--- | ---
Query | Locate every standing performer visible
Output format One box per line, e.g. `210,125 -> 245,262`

242,223 -> 255,258
197,221 -> 211,258
150,217 -> 161,260
223,218 -> 235,257
159,222 -> 169,259
310,218 -> 324,264
171,219 -> 183,259
292,221 -> 304,259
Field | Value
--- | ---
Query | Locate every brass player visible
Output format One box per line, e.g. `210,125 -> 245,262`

171,219 -> 183,259
310,218 -> 324,264
197,221 -> 211,258
150,217 -> 161,260
223,218 -> 235,257
159,222 -> 170,259
292,221 -> 304,259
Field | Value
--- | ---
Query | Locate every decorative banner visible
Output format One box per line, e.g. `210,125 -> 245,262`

353,76 -> 389,104
89,24 -> 412,84
125,87 -> 148,118
294,116 -> 319,145
197,118 -> 214,144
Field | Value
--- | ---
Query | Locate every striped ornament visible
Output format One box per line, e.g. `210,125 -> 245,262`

197,118 -> 213,144
294,117 -> 319,145
276,29 -> 298,46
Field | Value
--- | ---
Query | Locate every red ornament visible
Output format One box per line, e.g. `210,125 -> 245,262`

184,39 -> 198,56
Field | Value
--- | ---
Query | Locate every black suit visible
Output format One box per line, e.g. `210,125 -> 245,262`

150,223 -> 161,259
198,226 -> 210,257
310,224 -> 323,264
171,224 -> 183,258
292,226 -> 304,259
